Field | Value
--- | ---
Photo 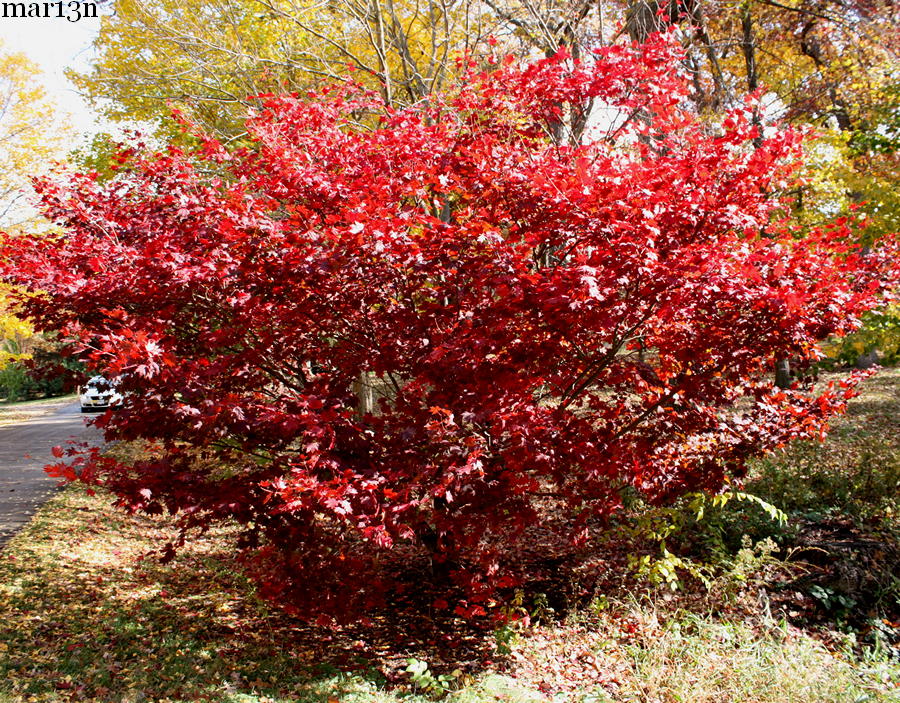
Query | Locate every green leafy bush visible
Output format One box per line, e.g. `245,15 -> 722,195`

824,305 -> 900,367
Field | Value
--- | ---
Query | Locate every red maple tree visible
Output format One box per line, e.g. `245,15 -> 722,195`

2,34 -> 896,620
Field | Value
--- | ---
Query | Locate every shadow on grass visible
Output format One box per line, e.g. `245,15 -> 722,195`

0,486 -> 508,702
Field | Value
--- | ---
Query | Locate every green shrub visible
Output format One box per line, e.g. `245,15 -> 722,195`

748,437 -> 900,524
0,360 -> 30,401
824,305 -> 900,367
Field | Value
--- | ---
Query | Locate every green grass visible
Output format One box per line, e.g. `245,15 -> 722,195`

0,394 -> 77,426
0,393 -> 77,408
603,608 -> 898,703
0,487 -> 393,702
0,486 -> 545,702
748,369 -> 900,525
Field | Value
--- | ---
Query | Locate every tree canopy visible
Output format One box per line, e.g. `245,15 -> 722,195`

75,0 -> 899,235
73,0 -> 489,139
4,35 -> 897,618
0,42 -> 71,229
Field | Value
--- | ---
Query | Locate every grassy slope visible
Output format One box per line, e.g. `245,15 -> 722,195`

0,372 -> 898,702
0,395 -> 77,427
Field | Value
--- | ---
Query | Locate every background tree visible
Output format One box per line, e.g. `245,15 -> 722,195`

0,42 -> 72,229
72,0 -> 314,139
73,0 -> 490,139
256,0 -> 489,105
0,284 -> 33,371
77,0 -> 898,216
664,0 -> 899,235
0,43 -> 72,396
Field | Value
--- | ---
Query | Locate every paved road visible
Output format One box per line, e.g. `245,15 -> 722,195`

0,403 -> 102,548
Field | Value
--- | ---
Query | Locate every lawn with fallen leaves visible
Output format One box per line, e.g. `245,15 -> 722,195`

0,396 -> 77,428
0,371 -> 898,702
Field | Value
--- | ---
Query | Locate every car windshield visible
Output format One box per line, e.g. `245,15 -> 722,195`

87,377 -> 113,391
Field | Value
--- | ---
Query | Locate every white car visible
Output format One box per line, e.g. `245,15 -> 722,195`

79,376 -> 123,413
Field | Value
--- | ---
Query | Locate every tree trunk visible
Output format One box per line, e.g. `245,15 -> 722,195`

353,372 -> 376,414
775,358 -> 792,389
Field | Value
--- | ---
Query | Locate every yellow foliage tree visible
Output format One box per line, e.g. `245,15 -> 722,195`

72,0 -> 489,139
0,42 -> 72,229
676,0 -> 899,236
0,284 -> 33,371
71,0 -> 309,139
0,43 -> 70,373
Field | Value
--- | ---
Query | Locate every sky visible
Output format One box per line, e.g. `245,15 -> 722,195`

0,9 -> 106,141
